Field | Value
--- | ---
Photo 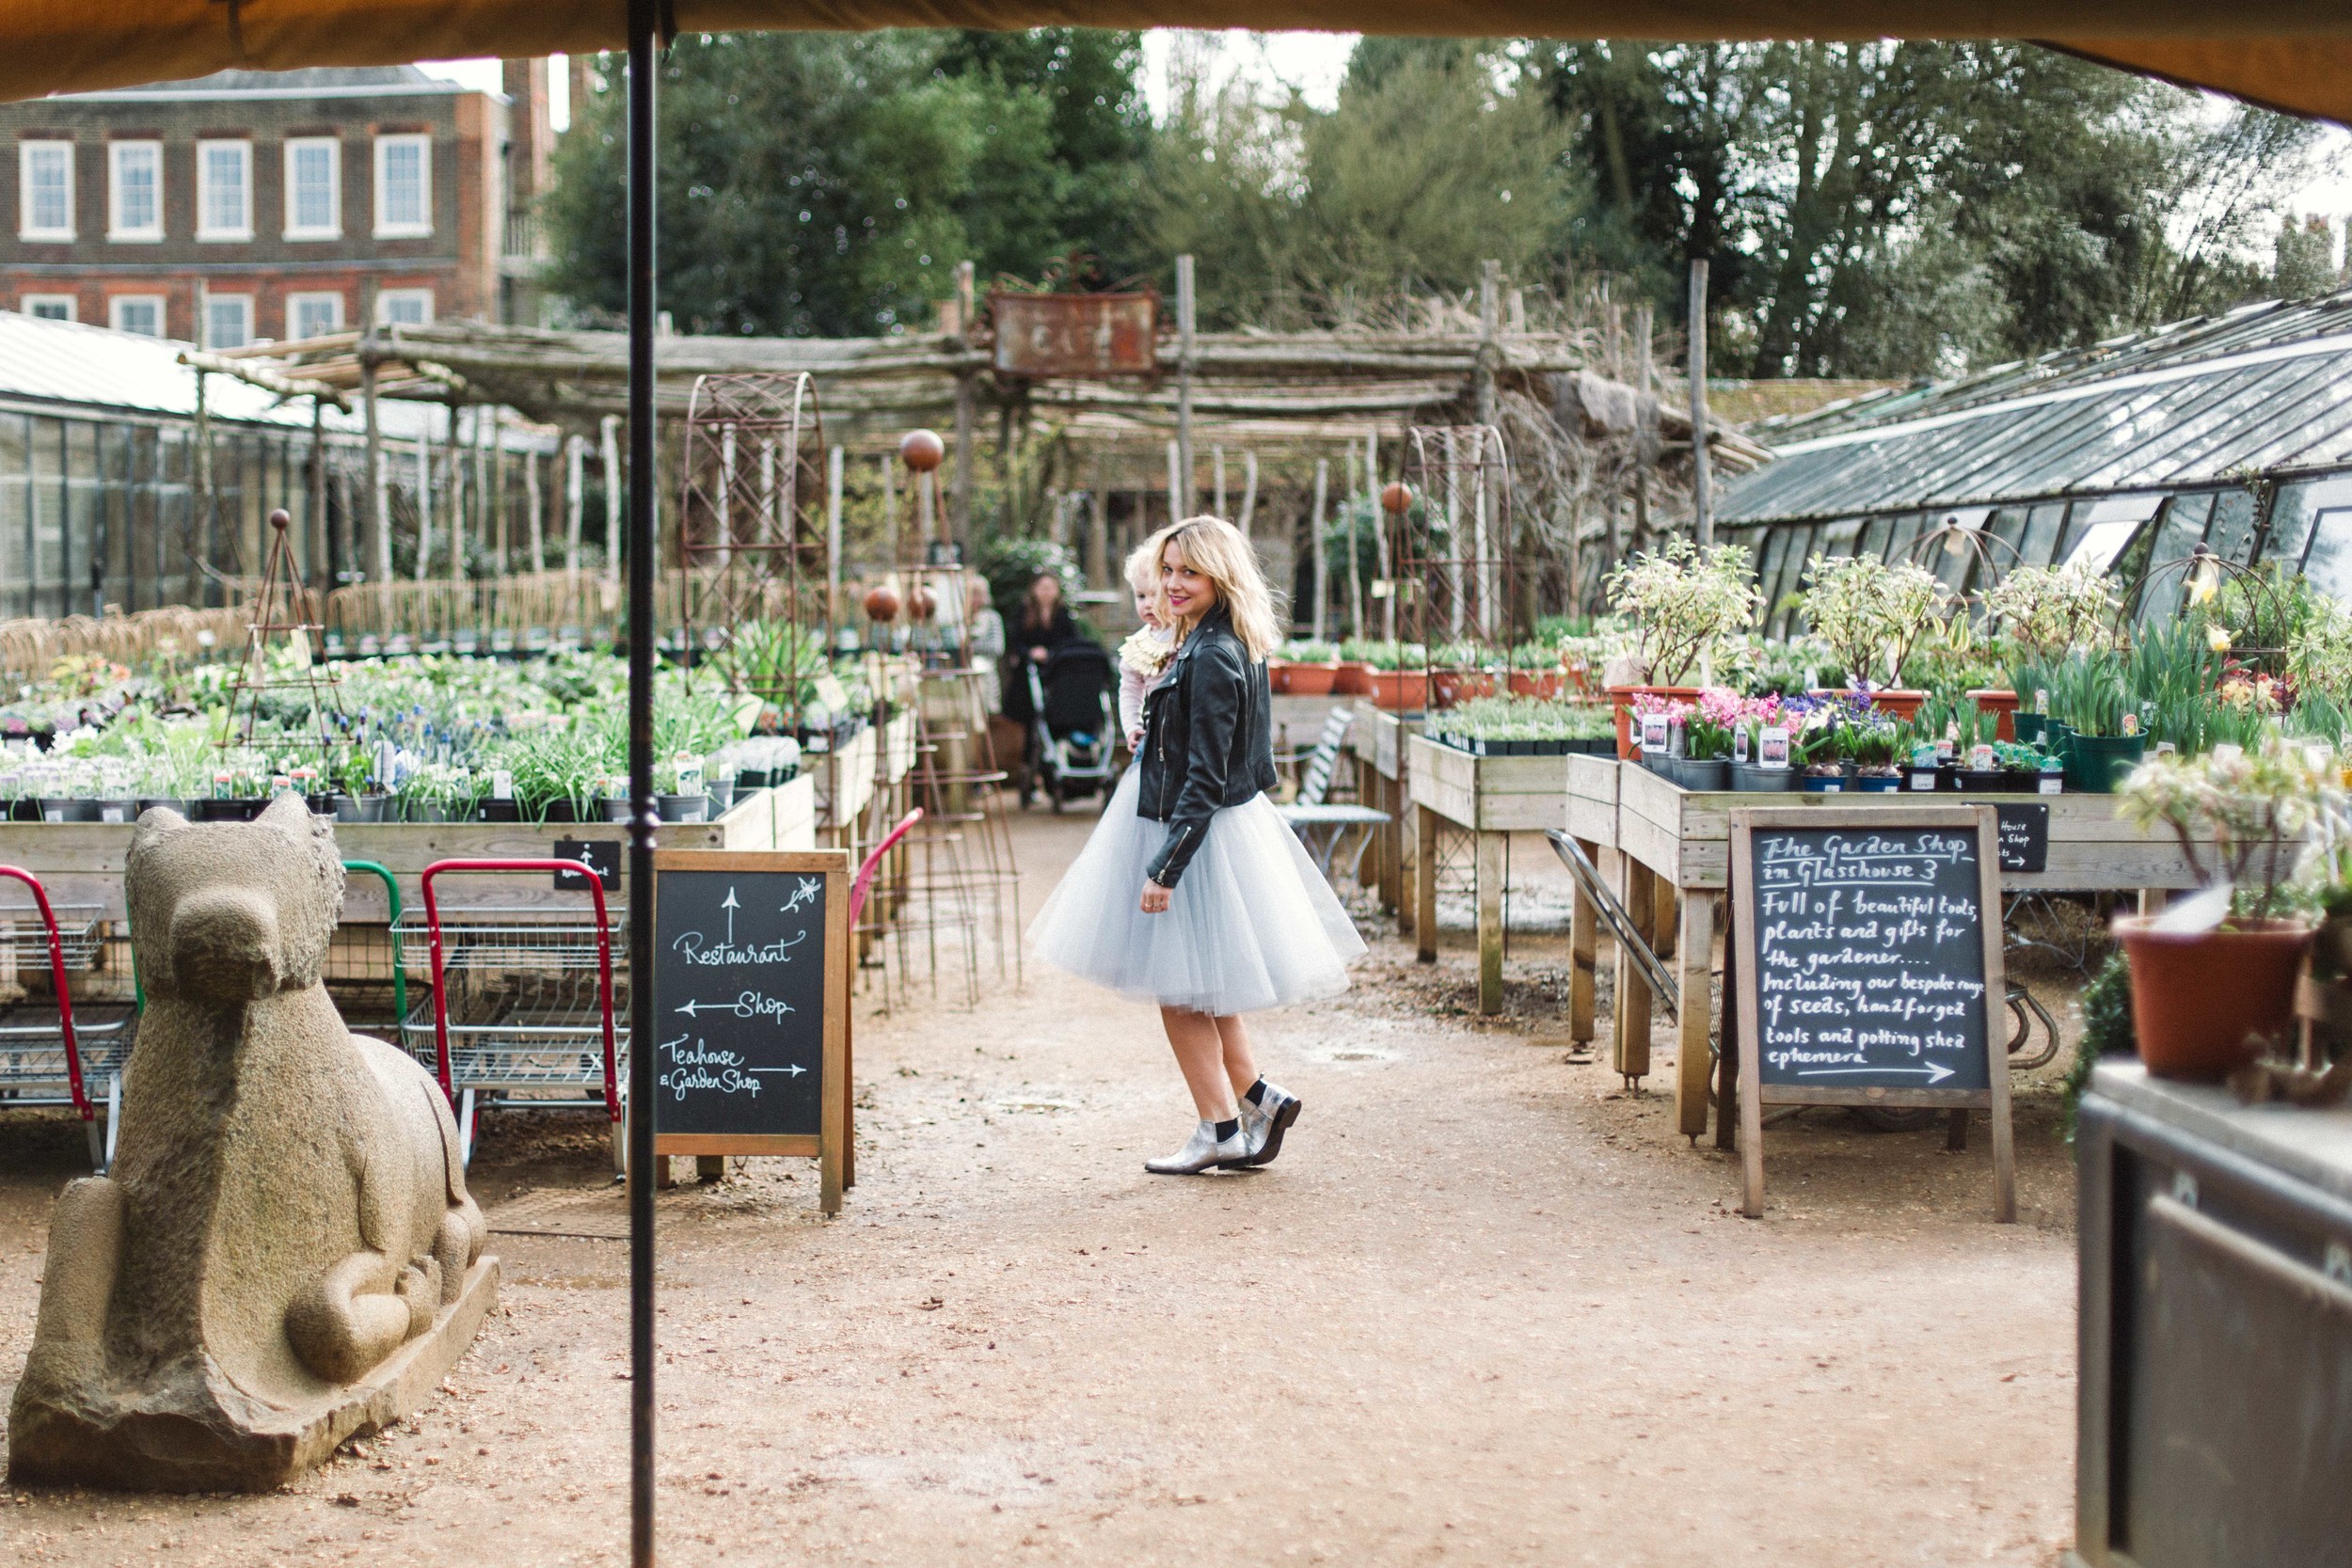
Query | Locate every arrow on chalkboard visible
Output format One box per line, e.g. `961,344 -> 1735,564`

675,998 -> 714,1016
755,1064 -> 808,1077
1798,1061 -> 1957,1085
721,886 -> 740,945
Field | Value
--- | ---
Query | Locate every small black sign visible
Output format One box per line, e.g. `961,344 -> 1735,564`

649,866 -> 829,1139
1746,823 -> 1994,1094
1994,804 -> 2048,874
553,838 -> 620,892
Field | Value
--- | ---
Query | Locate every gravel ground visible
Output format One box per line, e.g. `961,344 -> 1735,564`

0,804 -> 2080,1565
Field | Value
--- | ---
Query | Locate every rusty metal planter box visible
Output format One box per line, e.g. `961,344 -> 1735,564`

990,292 -> 1158,379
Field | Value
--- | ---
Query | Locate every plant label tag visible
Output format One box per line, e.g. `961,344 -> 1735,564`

1969,744 -> 1996,771
2038,775 -> 2062,795
1759,726 -> 1789,768
2121,712 -> 2139,737
1911,769 -> 1939,791
1733,729 -> 1750,765
2214,743 -> 2244,762
2034,688 -> 2049,715
491,769 -> 515,800
1640,715 -> 1670,756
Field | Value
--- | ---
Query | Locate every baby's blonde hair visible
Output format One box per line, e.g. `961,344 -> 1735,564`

1123,529 -> 1172,599
1160,515 -> 1282,661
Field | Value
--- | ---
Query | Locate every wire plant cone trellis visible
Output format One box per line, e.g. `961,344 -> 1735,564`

675,372 -> 833,730
1401,425 -> 1520,707
221,507 -> 350,758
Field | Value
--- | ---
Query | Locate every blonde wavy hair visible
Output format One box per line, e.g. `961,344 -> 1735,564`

1160,515 -> 1282,662
1123,527 -> 1173,600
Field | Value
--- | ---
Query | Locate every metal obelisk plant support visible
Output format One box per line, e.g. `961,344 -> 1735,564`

221,506 -> 349,757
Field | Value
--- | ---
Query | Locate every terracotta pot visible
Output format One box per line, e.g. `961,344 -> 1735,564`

1288,663 -> 1339,697
2114,914 -> 2315,1081
1508,671 -> 1564,699
1332,659 -> 1375,696
1605,684 -> 1704,760
1266,661 -> 1294,695
1368,670 -> 1428,710
1969,688 -> 2020,742
1430,670 -> 1499,708
1864,689 -> 1928,721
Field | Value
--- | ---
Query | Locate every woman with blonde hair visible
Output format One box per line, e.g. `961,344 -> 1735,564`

1031,515 -> 1364,1174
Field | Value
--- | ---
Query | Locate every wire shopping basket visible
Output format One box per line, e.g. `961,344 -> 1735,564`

400,858 -> 625,1170
0,867 -> 133,1169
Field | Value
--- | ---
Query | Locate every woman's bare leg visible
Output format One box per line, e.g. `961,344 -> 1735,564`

1161,1006 -> 1239,1121
1213,1013 -> 1259,1102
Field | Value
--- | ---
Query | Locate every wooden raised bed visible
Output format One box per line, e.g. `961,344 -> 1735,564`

1406,734 -> 1568,1015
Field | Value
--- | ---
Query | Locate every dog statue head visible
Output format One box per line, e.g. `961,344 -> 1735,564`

126,793 -> 345,1004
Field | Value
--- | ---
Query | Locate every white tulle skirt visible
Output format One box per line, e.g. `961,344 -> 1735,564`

1030,766 -> 1367,1016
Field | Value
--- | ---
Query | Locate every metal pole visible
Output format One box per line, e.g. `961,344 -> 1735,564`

1175,254 -> 1196,516
624,3 -> 660,1562
1688,259 -> 1712,549
1311,456 -> 1329,643
827,441 -> 845,630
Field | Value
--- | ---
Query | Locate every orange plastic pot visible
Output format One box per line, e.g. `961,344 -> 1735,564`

1606,684 -> 1703,760
1866,689 -> 1928,721
1287,663 -> 1338,697
1430,670 -> 1498,708
1970,688 -> 2020,742
1369,669 -> 1428,710
1332,659 -> 1375,696
1508,671 -> 1564,699
2113,914 -> 2315,1081
1266,661 -> 1294,695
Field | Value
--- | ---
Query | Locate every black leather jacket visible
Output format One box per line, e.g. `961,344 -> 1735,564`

1136,602 -> 1277,888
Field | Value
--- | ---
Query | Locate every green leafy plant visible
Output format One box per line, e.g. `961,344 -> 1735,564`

1982,562 -> 2118,661
1797,554 -> 1948,688
2063,950 -> 2136,1147
2115,736 -> 2329,917
1603,541 -> 1764,687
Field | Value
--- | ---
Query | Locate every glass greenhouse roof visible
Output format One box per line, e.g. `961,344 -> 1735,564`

1719,291 -> 2352,527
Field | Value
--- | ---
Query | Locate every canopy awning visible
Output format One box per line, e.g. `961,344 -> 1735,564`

4,2 -> 2350,124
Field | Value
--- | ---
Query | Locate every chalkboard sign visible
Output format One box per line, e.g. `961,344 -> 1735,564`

650,849 -> 851,1212
1730,806 -> 2014,1222
1994,804 -> 2048,874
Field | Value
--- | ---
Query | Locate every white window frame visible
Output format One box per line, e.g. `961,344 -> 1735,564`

372,133 -> 431,238
375,287 -> 434,326
107,293 -> 167,337
21,293 -> 76,323
285,290 -> 345,341
106,139 -> 162,242
204,293 -> 253,350
281,135 -> 340,241
195,137 -> 252,242
17,140 -> 74,241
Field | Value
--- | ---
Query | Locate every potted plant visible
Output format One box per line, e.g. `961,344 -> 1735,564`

1333,640 -> 1378,697
1365,642 -> 1430,711
1284,641 -> 1340,698
1981,562 -> 2118,739
1603,542 -> 1764,758
1676,689 -> 1741,791
1846,711 -> 1902,792
1797,553 -> 1947,720
1506,642 -> 1565,700
2047,649 -> 2144,793
2113,739 -> 2325,1079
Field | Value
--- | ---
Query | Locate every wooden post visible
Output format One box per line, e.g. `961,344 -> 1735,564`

1175,253 -> 1196,516
1367,429 -> 1392,641
1676,889 -> 1716,1138
1688,259 -> 1713,548
1631,305 -> 1653,562
1087,454 -> 1109,588
826,442 -> 845,628
1613,850 -> 1653,1083
362,331 -> 387,583
1569,836 -> 1599,1043
1414,803 -> 1439,963
412,427 -> 433,581
951,260 -> 977,552
881,452 -> 898,568
308,395 -> 329,586
1475,829 -> 1505,1016
1237,450 -> 1258,536
1652,868 -> 1677,962
1475,260 -> 1500,430
1310,457 -> 1329,643
1213,445 -> 1226,517
1165,439 -> 1182,528
1344,444 -> 1364,639
565,434 -> 585,574
526,446 -> 546,573
600,412 -> 622,587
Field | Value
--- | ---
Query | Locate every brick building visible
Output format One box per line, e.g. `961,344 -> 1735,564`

0,62 -> 552,346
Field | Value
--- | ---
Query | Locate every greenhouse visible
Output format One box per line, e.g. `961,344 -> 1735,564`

1719,289 -> 2352,630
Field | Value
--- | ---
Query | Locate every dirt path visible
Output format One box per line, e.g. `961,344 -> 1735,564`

0,809 -> 2078,1565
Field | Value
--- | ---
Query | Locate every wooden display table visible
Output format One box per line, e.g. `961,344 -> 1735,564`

1356,705 -> 1422,931
813,724 -> 880,840
1576,756 -> 2288,1142
1406,735 -> 1568,1015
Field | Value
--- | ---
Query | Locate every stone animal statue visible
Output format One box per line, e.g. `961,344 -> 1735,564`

8,794 -> 497,1491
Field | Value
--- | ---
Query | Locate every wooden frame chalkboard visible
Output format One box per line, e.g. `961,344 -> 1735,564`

650,848 -> 852,1214
1730,806 -> 2015,1223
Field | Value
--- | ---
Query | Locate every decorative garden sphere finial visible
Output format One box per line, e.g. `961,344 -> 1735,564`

270,508 -> 291,532
1380,482 -> 1412,515
908,585 -> 938,624
864,584 -> 902,624
899,429 -> 946,473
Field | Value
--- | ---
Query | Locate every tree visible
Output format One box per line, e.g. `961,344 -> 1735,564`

545,31 -> 1149,337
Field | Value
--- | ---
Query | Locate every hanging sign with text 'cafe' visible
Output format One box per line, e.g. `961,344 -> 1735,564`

650,849 -> 851,1213
1729,807 -> 2014,1224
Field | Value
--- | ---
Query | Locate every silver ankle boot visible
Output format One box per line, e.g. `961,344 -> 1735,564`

1144,1119 -> 1249,1175
1239,1083 -> 1301,1167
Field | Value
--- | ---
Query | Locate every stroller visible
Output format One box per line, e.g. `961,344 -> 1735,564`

1022,641 -> 1118,811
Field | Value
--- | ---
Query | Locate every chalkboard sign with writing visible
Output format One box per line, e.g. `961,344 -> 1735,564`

650,849 -> 852,1212
1730,806 -> 2014,1222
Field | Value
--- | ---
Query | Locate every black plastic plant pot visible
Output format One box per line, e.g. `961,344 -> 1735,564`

1855,770 -> 1901,793
1954,768 -> 2011,792
136,797 -> 190,819
540,799 -> 580,824
658,793 -> 711,823
1904,766 -> 1943,792
478,800 -> 521,823
735,769 -> 771,791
